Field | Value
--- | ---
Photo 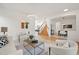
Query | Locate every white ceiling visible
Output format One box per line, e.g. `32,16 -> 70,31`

0,3 -> 79,18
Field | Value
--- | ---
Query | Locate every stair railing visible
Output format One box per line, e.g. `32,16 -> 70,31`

38,22 -> 46,33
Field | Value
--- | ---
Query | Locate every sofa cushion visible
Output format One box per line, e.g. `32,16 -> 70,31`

63,42 -> 70,48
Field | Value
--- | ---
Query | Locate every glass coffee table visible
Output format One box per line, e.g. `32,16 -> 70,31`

23,39 -> 45,55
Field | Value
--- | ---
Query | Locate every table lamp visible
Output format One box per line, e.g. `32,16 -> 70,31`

1,27 -> 8,35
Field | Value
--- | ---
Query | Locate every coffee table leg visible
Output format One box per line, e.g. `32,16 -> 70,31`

49,47 -> 51,55
34,48 -> 35,55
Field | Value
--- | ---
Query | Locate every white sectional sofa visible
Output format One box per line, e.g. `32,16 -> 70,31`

51,40 -> 78,55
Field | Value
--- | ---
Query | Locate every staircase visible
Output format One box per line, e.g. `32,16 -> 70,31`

38,23 -> 48,36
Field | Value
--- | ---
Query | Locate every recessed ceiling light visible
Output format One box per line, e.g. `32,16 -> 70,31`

64,9 -> 69,12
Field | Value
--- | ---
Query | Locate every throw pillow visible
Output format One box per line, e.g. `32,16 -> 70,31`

0,36 -> 9,48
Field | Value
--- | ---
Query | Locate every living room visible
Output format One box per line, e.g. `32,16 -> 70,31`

0,3 -> 79,55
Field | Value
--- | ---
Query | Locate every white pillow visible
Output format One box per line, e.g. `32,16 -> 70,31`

63,42 -> 69,48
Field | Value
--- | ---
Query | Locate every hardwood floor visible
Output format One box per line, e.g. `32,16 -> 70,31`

38,35 -> 64,43
39,35 -> 79,55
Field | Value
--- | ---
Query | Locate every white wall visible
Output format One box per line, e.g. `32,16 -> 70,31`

61,15 -> 76,31
49,10 -> 79,42
68,10 -> 79,42
0,15 -> 36,42
24,16 -> 35,35
0,16 -> 19,42
0,16 -> 16,36
0,9 -> 79,42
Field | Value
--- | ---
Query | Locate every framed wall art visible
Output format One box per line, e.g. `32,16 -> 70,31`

21,21 -> 29,29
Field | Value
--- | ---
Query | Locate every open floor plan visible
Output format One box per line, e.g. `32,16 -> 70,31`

0,3 -> 79,55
